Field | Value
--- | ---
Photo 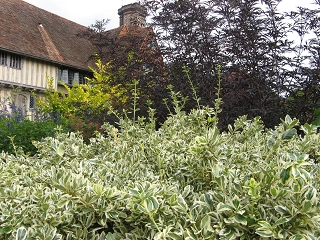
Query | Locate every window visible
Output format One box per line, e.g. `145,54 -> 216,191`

60,69 -> 69,84
29,95 -> 35,109
0,51 -> 7,66
68,70 -> 74,85
10,54 -> 21,69
73,72 -> 79,84
0,51 -> 22,68
59,68 -> 88,85
79,73 -> 86,84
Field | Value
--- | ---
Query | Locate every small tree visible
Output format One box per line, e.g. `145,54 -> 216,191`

36,58 -> 131,139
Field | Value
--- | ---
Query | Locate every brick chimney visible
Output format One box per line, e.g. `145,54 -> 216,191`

118,2 -> 147,27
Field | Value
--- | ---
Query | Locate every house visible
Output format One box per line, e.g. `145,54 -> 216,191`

0,0 -> 163,115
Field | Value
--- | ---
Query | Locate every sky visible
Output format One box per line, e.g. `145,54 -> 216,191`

23,0 -> 317,30
23,0 -> 138,30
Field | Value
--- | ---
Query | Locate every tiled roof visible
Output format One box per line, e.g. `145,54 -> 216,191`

0,0 -> 150,71
0,0 -> 96,70
0,0 -> 152,70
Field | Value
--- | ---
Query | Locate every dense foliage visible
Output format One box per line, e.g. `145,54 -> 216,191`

35,59 -> 132,140
36,60 -> 128,122
1,103 -> 319,239
78,19 -> 168,122
141,0 -> 320,128
0,101 -> 70,155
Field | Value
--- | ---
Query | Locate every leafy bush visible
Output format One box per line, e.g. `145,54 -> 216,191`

0,101 -> 70,155
0,106 -> 319,239
36,60 -> 129,123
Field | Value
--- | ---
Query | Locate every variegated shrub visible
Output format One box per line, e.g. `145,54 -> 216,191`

0,107 -> 319,239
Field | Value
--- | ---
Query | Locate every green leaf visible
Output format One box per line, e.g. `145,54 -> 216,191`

311,114 -> 320,126
274,230 -> 284,239
219,228 -> 236,240
256,221 -> 274,237
200,215 -> 211,230
143,196 -> 159,213
168,232 -> 183,240
225,231 -> 236,240
280,167 -> 291,183
217,203 -> 234,212
298,153 -> 309,162
56,144 -> 65,157
267,138 -> 276,148
182,185 -> 193,198
256,229 -> 274,238
270,188 -> 278,198
275,206 -> 291,217
85,212 -> 95,228
299,168 -> 311,183
150,196 -> 159,211
314,109 -> 320,115
106,232 -> 115,240
305,187 -> 317,200
177,195 -> 188,212
186,228 -> 198,240
302,201 -> 312,213
169,194 -> 177,205
15,227 -> 27,240
190,208 -> 199,221
257,221 -> 272,229
234,214 -> 247,225
93,184 -> 104,196
275,217 -> 290,226
291,167 -> 300,178
285,115 -> 293,124
0,227 -> 12,234
232,195 -> 240,209
283,115 -> 299,128
290,234 -> 305,240
282,129 -> 297,140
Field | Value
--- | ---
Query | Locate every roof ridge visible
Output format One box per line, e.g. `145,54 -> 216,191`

37,25 -> 64,62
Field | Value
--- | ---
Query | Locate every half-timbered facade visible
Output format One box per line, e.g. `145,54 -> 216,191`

0,0 -> 161,116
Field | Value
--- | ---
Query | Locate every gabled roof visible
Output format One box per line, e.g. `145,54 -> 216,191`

0,0 -> 154,71
0,0 -> 95,70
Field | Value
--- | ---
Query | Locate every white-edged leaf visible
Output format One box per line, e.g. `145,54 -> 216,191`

275,206 -> 291,217
275,217 -> 290,226
15,227 -> 27,240
256,229 -> 273,238
217,203 -> 234,212
234,214 -> 247,225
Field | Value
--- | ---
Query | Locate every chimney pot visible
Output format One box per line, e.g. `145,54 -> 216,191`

118,3 -> 147,27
